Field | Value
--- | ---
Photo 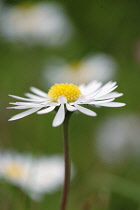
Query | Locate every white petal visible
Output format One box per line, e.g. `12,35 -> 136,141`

8,108 -> 41,121
58,96 -> 67,104
89,98 -> 115,105
94,82 -> 117,98
95,92 -> 123,100
78,84 -> 86,93
9,94 -> 36,102
94,86 -> 117,98
85,81 -> 102,94
7,106 -> 34,109
74,105 -> 97,116
30,87 -> 47,97
101,81 -> 117,91
25,93 -> 44,100
46,102 -> 59,106
99,102 -> 126,107
82,83 -> 115,100
52,104 -> 65,127
66,104 -> 77,112
37,106 -> 56,114
9,102 -> 43,106
80,81 -> 118,100
74,95 -> 86,104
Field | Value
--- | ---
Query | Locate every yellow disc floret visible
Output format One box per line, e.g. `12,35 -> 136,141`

48,83 -> 82,102
6,163 -> 24,179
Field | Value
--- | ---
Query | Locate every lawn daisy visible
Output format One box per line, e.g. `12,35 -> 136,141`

0,151 -> 69,201
95,114 -> 140,164
0,152 -> 31,186
8,81 -> 125,127
0,2 -> 73,46
43,54 -> 117,85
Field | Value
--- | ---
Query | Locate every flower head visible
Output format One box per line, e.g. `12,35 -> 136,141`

0,151 -> 70,201
43,54 -> 117,85
0,2 -> 73,46
8,81 -> 125,127
96,114 -> 140,164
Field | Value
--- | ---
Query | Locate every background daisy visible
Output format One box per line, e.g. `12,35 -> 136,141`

42,54 -> 117,86
0,151 -> 74,201
95,114 -> 140,164
0,2 -> 74,46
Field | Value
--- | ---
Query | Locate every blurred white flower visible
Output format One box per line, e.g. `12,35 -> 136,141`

0,2 -> 73,46
95,114 -> 140,164
0,152 -> 72,201
0,152 -> 31,185
42,54 -> 117,85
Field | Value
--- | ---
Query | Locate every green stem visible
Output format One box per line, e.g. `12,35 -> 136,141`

60,112 -> 71,210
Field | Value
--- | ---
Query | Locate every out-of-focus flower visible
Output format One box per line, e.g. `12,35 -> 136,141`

0,2 -> 73,46
42,54 -> 117,85
8,81 -> 125,127
95,114 -> 140,164
0,152 -> 67,200
0,152 -> 31,185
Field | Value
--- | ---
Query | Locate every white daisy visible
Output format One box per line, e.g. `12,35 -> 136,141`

0,152 -> 69,201
0,152 -> 32,186
0,2 -> 73,46
95,114 -> 140,164
8,81 -> 125,127
43,54 -> 117,85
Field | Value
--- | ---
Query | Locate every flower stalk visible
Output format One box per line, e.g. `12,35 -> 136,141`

60,111 -> 71,210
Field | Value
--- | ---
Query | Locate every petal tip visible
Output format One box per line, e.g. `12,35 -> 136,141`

52,122 -> 61,127
93,113 -> 97,117
37,111 -> 41,115
8,118 -> 13,121
122,103 -> 126,106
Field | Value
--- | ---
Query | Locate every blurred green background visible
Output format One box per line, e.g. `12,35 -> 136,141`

1,0 -> 140,209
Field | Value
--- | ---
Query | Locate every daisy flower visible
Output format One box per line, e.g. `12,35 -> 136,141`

0,152 -> 31,186
8,81 -> 125,127
0,2 -> 73,46
96,114 -> 140,164
0,151 -> 72,201
43,54 -> 117,85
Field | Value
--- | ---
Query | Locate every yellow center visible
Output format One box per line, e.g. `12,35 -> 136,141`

68,61 -> 82,71
48,83 -> 81,102
6,163 -> 24,179
17,3 -> 35,10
